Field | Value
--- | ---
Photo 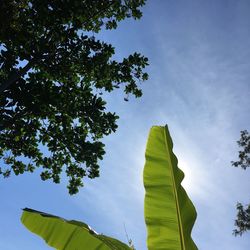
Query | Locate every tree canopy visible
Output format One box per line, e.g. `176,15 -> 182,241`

233,202 -> 250,236
231,130 -> 250,170
0,0 -> 148,194
231,130 -> 250,236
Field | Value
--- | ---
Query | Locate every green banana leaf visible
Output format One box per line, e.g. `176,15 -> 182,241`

21,125 -> 198,250
143,125 -> 198,250
21,208 -> 131,250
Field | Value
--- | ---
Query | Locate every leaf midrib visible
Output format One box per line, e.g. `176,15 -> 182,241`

163,127 -> 185,250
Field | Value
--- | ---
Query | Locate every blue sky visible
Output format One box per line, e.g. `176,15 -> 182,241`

1,0 -> 250,249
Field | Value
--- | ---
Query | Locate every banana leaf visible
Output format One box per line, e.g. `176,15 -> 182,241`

143,125 -> 198,250
21,208 -> 131,250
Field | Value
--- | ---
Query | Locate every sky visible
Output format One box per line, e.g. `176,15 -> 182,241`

1,0 -> 250,249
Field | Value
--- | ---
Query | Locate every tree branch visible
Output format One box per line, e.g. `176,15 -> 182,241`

0,59 -> 35,93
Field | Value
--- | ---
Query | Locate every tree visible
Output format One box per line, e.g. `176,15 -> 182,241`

232,130 -> 250,236
233,202 -> 250,236
231,130 -> 250,170
0,0 -> 149,194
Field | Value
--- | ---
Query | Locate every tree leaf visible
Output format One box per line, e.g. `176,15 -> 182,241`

143,125 -> 198,250
21,208 -> 130,250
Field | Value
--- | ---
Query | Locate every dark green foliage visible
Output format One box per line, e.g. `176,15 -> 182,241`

233,203 -> 250,236
231,130 -> 250,236
231,130 -> 250,170
0,0 -> 148,194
